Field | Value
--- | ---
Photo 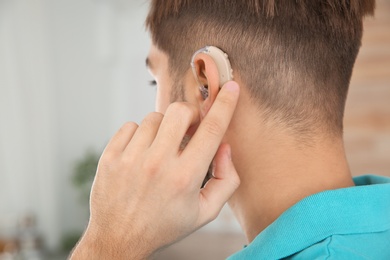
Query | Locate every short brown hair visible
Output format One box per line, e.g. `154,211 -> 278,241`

146,0 -> 375,138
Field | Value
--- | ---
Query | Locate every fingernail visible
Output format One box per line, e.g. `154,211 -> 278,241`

224,81 -> 239,92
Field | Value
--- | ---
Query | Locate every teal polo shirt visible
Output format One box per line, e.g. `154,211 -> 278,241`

228,175 -> 390,259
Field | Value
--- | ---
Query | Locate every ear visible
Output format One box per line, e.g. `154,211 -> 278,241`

192,53 -> 222,118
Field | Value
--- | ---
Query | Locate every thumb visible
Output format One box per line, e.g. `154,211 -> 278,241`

198,143 -> 240,224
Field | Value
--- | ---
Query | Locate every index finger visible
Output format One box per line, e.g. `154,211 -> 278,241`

182,81 -> 240,168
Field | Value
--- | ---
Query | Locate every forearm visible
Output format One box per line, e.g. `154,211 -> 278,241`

70,228 -> 151,260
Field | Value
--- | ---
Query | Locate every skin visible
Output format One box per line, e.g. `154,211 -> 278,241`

70,45 -> 241,259
147,44 -> 355,241
71,42 -> 355,259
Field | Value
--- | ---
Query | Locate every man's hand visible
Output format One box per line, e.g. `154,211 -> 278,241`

70,81 -> 240,259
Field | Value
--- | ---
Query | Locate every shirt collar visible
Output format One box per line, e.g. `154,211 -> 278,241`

229,175 -> 390,259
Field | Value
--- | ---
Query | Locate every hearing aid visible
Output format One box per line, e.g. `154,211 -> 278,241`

190,46 -> 234,99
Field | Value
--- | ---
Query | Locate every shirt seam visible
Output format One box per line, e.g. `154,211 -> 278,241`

280,227 -> 390,260
324,236 -> 333,260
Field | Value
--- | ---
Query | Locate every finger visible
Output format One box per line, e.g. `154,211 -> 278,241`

182,81 -> 240,170
151,102 -> 200,154
124,112 -> 164,153
103,122 -> 139,156
198,144 -> 240,224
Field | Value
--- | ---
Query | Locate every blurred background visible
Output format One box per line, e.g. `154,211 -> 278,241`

0,0 -> 388,259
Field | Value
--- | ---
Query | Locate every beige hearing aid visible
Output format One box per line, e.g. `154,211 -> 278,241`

190,46 -> 234,99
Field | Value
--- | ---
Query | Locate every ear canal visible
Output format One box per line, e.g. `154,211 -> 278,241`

200,85 -> 209,99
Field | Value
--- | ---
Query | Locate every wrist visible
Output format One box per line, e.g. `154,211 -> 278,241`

70,225 -> 151,260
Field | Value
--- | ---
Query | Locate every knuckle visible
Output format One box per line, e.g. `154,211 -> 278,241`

143,163 -> 160,177
229,172 -> 241,188
203,120 -> 223,137
165,125 -> 180,140
142,112 -> 164,127
168,102 -> 186,111
217,92 -> 234,106
99,151 -> 113,166
168,102 -> 194,117
141,153 -> 164,176
122,121 -> 138,131
113,122 -> 138,141
172,174 -> 191,192
234,175 -> 241,187
209,210 -> 219,221
98,154 -> 115,173
203,209 -> 220,224
120,153 -> 136,166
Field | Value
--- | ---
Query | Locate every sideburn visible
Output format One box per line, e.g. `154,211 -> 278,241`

170,80 -> 186,103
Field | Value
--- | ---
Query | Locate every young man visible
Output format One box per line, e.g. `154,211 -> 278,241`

71,0 -> 390,259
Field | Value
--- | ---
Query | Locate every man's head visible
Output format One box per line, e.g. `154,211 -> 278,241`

145,0 -> 375,141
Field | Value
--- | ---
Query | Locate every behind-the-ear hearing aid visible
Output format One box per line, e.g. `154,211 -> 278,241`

190,46 -> 234,99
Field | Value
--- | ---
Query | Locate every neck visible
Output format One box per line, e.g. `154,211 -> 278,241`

227,103 -> 354,243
